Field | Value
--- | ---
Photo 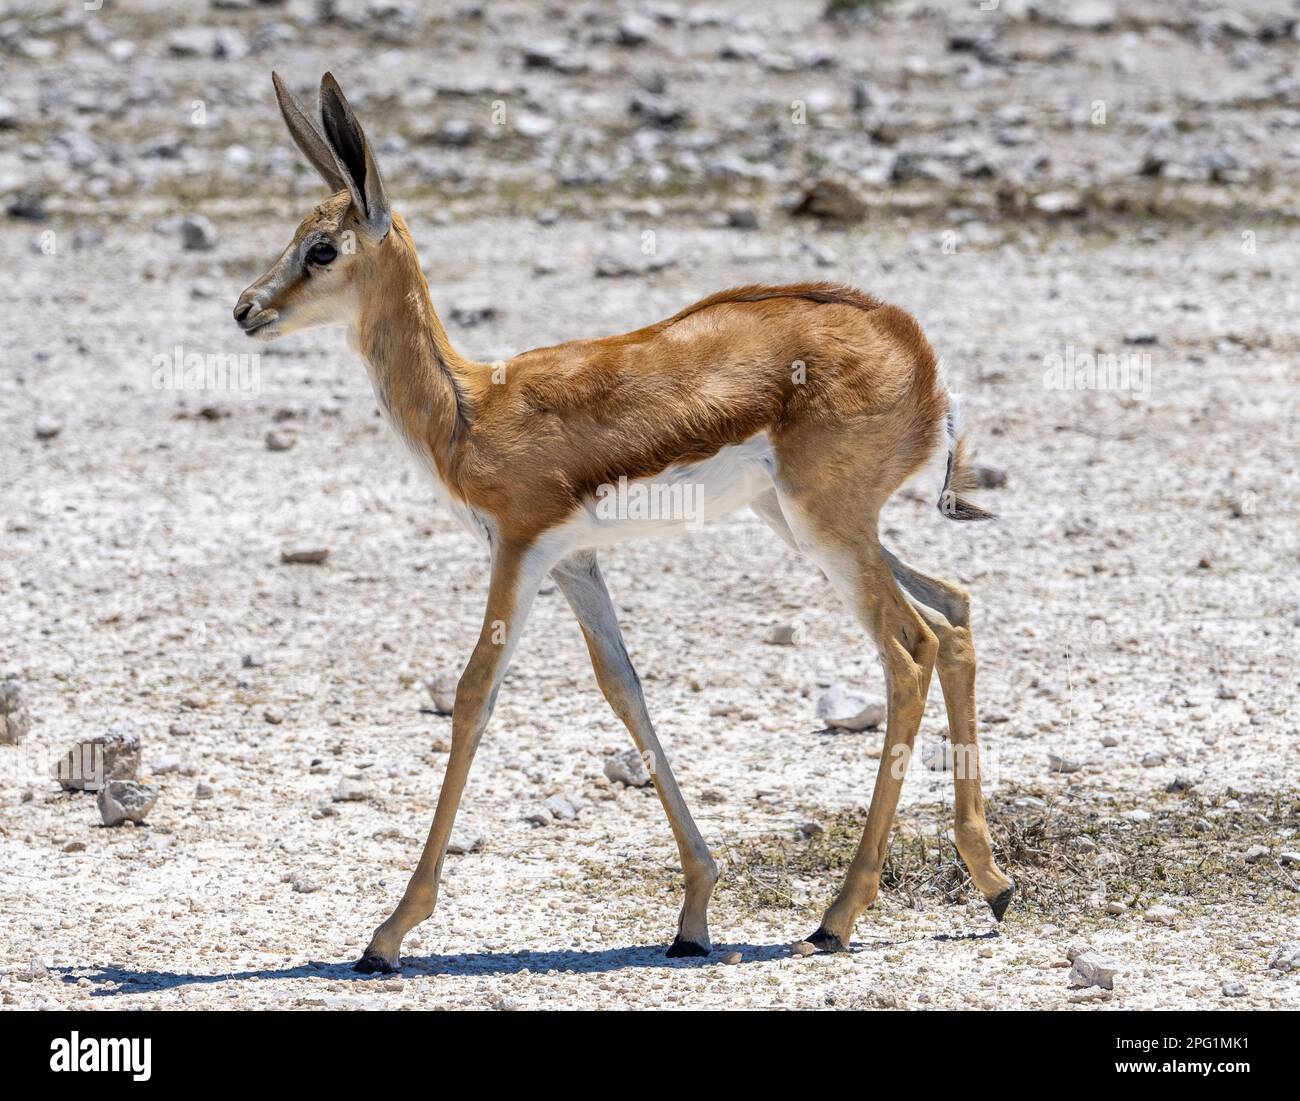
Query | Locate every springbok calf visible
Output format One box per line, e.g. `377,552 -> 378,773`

234,73 -> 1014,973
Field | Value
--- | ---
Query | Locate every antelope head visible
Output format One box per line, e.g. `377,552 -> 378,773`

233,72 -> 391,341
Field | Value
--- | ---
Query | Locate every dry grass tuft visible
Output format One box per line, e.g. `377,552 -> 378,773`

704,785 -> 1300,920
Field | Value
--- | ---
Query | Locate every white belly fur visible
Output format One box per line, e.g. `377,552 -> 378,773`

560,432 -> 777,549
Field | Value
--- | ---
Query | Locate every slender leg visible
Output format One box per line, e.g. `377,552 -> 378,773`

881,546 -> 1014,918
356,539 -> 550,973
551,551 -> 718,955
805,546 -> 938,951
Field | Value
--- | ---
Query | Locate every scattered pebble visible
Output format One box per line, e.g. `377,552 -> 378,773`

603,747 -> 652,788
450,298 -> 498,327
55,724 -> 140,791
1268,944 -> 1300,973
791,941 -> 816,958
1221,981 -> 1246,998
281,546 -> 330,565
96,780 -> 159,827
332,778 -> 373,803
0,681 -> 33,746
1068,951 -> 1119,991
815,684 -> 886,731
593,249 -> 677,278
764,623 -> 801,646
1032,190 -> 1084,216
721,950 -> 742,965
923,737 -> 955,772
616,14 -> 655,47
971,464 -> 1007,489
447,830 -> 482,855
34,416 -> 63,440
425,674 -> 457,716
791,180 -> 866,222
179,213 -> 217,251
544,794 -> 579,821
1048,752 -> 1081,773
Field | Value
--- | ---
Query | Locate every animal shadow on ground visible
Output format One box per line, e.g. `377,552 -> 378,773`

54,941 -> 828,996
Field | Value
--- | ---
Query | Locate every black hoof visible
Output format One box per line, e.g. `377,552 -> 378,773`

805,927 -> 848,953
353,951 -> 399,974
665,937 -> 710,958
988,882 -> 1015,923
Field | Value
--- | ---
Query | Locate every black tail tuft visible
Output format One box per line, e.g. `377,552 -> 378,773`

939,427 -> 997,522
939,492 -> 996,522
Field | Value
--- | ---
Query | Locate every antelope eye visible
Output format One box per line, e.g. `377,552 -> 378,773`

308,241 -> 337,265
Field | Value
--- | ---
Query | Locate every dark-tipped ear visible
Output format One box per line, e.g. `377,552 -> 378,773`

318,72 -> 391,239
272,72 -> 347,193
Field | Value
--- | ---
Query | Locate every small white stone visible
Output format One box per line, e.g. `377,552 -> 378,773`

447,830 -> 482,855
424,674 -> 457,716
1269,943 -> 1300,973
815,684 -> 886,731
332,778 -> 373,803
96,781 -> 159,827
603,747 -> 652,787
1068,951 -> 1119,990
765,623 -> 802,646
543,794 -> 578,820
1048,752 -> 1081,773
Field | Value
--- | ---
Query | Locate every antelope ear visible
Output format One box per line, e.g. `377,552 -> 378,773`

318,72 -> 391,239
272,71 -> 347,193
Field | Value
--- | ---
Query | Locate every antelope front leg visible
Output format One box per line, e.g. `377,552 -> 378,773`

551,551 -> 718,956
355,540 -> 547,973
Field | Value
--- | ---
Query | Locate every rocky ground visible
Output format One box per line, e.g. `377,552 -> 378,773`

2,0 -> 1298,1010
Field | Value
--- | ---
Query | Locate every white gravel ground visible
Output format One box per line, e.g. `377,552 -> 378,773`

4,211 -> 1298,1009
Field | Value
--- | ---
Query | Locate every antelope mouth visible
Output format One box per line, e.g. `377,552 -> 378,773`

239,311 -> 280,339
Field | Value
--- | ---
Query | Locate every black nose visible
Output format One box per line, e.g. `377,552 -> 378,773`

234,300 -> 253,322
